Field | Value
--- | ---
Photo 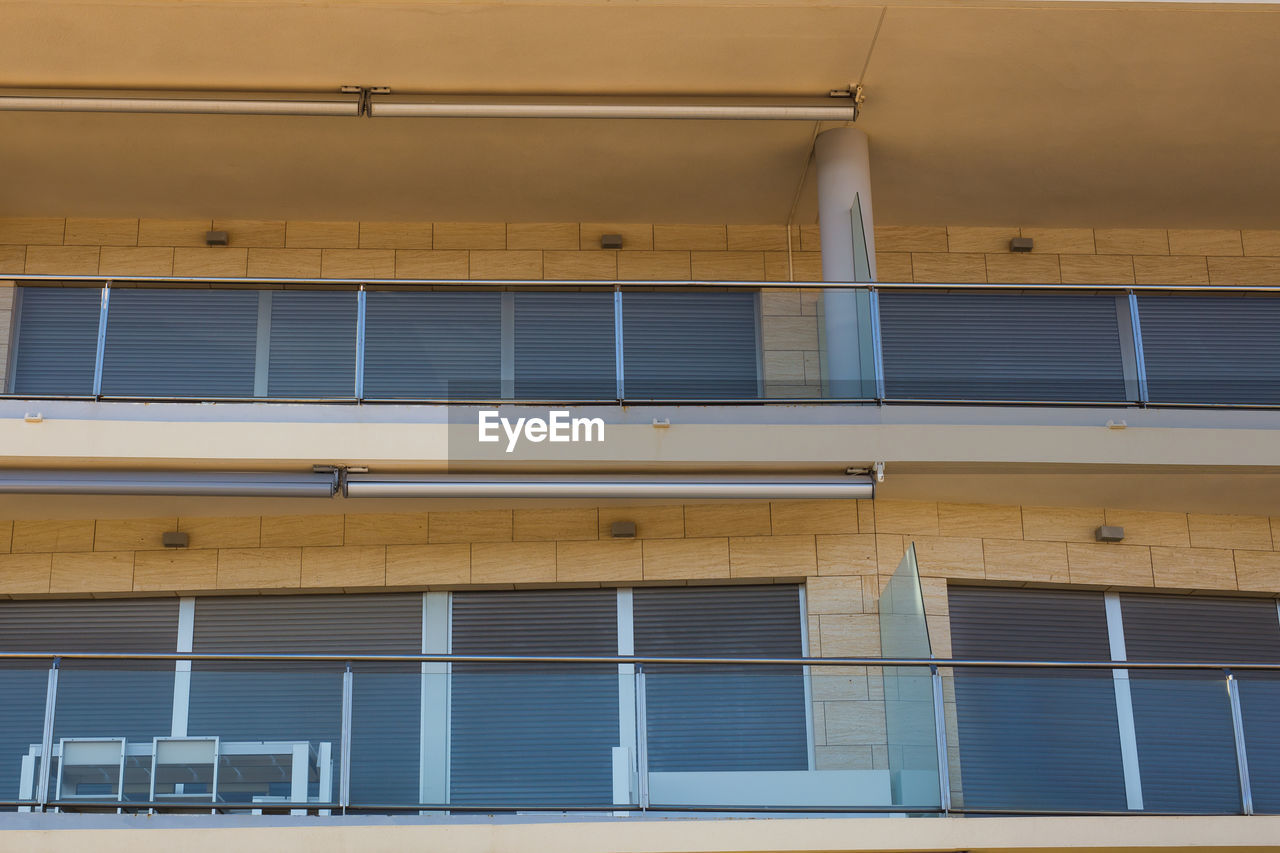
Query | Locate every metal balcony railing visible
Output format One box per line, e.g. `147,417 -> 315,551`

3,276 -> 1279,408
2,652 -> 1278,816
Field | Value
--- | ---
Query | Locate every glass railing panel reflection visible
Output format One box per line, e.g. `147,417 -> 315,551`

9,285 -> 101,396
0,663 -> 52,808
1236,673 -> 1280,813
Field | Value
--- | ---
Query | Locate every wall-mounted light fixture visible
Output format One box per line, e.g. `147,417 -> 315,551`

600,234 -> 624,249
611,521 -> 637,539
1095,526 -> 1125,543
1010,237 -> 1034,253
205,230 -> 229,247
162,531 -> 190,549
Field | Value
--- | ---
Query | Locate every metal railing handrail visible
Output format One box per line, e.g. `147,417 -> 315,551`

5,651 -> 1280,669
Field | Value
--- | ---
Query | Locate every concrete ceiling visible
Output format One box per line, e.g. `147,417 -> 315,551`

1,0 -> 1279,226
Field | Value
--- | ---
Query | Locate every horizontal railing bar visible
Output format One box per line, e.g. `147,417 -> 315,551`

15,800 -> 947,814
4,651 -> 1280,668
7,273 -> 1280,293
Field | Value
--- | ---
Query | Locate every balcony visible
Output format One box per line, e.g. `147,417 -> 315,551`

3,276 -> 1279,408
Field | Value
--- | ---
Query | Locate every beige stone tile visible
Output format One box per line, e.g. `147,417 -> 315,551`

910,252 -> 985,283
816,534 -> 878,576
507,223 -> 578,250
727,225 -> 791,251
684,504 -> 772,538
543,250 -> 617,280
260,515 -> 345,547
301,545 -> 386,588
1151,546 -> 1237,589
0,217 -> 64,245
761,289 -> 801,316
0,553 -> 51,593
874,226 -> 947,253
133,549 -> 218,592
50,551 -> 133,593
690,251 -> 765,281
1066,543 -> 1153,586
344,513 -> 428,545
470,541 -> 556,583
1207,257 -> 1280,286
1188,514 -> 1273,551
513,508 -> 598,541
176,516 -> 260,549
824,699 -> 888,745
217,547 -> 302,589
911,535 -> 985,579
818,613 -> 881,656
1021,505 -> 1106,542
807,576 -> 864,614
24,245 -> 100,275
359,221 -> 432,249
0,246 -> 25,274
1242,230 -> 1280,257
1060,255 -> 1135,285
98,247 -> 174,276
138,219 -> 211,247
385,543 -> 471,586
1234,550 -> 1280,592
1103,509 -> 1189,546
94,518 -> 176,551
557,539 -> 643,582
874,534 -> 906,574
771,500 -> 859,535
985,253 -> 1061,284
729,534 -> 817,577
937,503 -> 1022,539
761,315 -> 818,351
1015,228 -> 1092,254
246,248 -> 322,278
1274,517 -> 1280,550
653,224 -> 726,250
597,505 -> 683,540
875,252 -> 913,282
983,539 -> 1069,583
763,251 -> 824,282
873,501 -> 939,536
580,223 -> 653,251
172,247 -> 248,277
0,521 -> 11,554
799,225 -> 821,252
470,250 -> 541,279
764,350 -> 803,384
429,509 -> 512,544
617,250 -> 690,280
12,519 -> 96,553
1095,229 -> 1168,255
395,250 -> 468,279
321,249 -> 395,278
64,218 -> 138,246
213,219 -> 286,248
944,226 -> 1015,253
642,537 -> 729,579
1133,255 -> 1209,285
433,222 -> 506,250
1167,229 -> 1242,256
286,221 -> 359,249
857,502 -> 875,534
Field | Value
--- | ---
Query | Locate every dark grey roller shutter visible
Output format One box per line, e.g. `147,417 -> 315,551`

101,288 -> 259,397
11,286 -> 101,395
622,291 -> 760,399
633,585 -> 807,774
1120,594 -> 1280,814
363,290 -> 501,399
450,590 -> 618,806
879,292 -> 1130,401
190,594 -> 422,806
267,290 -> 358,398
0,599 -> 178,803
514,291 -> 616,399
1138,294 -> 1280,405
947,587 -> 1126,811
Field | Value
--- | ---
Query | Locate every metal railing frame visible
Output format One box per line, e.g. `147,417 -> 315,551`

7,650 -> 1276,816
4,275 -> 1280,409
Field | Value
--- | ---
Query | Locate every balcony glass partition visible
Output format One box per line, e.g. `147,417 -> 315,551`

9,285 -> 100,395
0,663 -> 50,808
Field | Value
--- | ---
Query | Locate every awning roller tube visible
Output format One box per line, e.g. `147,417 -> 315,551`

343,474 -> 873,500
0,470 -> 339,497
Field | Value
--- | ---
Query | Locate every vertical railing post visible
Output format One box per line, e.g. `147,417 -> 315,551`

613,285 -> 626,402
340,662 -> 353,813
1127,291 -> 1150,405
868,287 -> 886,401
92,283 -> 111,398
354,286 -> 367,401
36,656 -> 60,808
930,664 -> 952,814
634,663 -> 649,810
1225,669 -> 1254,815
